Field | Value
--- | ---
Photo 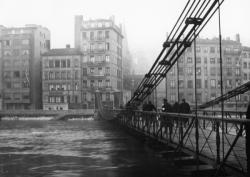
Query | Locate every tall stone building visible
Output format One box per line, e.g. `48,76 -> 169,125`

75,15 -> 123,108
42,45 -> 83,110
0,25 -> 50,110
166,35 -> 248,109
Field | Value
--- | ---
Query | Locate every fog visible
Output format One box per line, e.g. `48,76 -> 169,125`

1,0 -> 250,74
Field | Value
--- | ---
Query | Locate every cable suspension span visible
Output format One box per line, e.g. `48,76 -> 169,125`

198,81 -> 250,109
128,0 -> 225,105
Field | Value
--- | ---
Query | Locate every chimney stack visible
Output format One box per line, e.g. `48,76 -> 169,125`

235,33 -> 240,43
66,44 -> 70,49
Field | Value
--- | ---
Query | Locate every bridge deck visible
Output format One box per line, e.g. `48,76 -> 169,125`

107,109 -> 250,176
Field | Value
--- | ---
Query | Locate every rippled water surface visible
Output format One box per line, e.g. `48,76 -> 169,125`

0,119 -> 179,177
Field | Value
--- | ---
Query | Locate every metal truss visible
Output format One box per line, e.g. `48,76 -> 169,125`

128,0 -> 225,105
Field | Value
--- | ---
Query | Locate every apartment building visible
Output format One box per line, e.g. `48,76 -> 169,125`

75,15 -> 123,108
0,25 -> 50,110
166,35 -> 247,108
42,46 -> 83,110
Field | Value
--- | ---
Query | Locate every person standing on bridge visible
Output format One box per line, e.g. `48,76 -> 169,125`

172,102 -> 180,113
179,99 -> 191,114
147,101 -> 157,112
161,99 -> 172,113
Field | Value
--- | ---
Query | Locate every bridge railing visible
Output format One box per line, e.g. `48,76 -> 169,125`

110,109 -> 250,176
194,109 -> 246,119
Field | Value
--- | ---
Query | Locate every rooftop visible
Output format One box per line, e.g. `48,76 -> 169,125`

42,48 -> 83,56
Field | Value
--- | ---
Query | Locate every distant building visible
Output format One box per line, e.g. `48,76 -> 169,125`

75,15 -> 124,108
0,25 -> 50,110
166,35 -> 247,109
241,46 -> 250,107
42,45 -> 83,110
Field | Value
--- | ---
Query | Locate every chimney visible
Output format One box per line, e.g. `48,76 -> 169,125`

66,44 -> 70,48
235,33 -> 240,43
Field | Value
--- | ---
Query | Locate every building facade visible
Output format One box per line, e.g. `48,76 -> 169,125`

42,46 -> 83,110
75,16 -> 123,108
166,35 -> 248,109
0,25 -> 50,110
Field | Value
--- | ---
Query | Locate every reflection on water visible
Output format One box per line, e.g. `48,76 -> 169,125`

0,119 -> 179,177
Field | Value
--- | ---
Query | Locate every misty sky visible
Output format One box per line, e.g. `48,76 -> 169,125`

1,0 -> 250,71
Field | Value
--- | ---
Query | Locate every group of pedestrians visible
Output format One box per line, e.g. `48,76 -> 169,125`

142,101 -> 157,112
161,98 -> 191,114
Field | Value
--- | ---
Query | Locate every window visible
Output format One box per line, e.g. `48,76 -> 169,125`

82,68 -> 87,76
187,67 -> 192,75
49,72 -> 55,79
97,31 -> 102,40
49,60 -> 54,68
13,82 -> 21,88
90,80 -> 95,87
83,80 -> 87,88
55,72 -> 60,79
82,32 -> 87,40
210,67 -> 216,76
105,79 -> 111,87
74,70 -> 79,79
98,80 -> 102,87
210,79 -> 216,88
90,43 -> 94,51
187,57 -> 192,63
90,31 -> 94,40
197,57 -> 201,63
205,80 -> 208,88
226,57 -> 232,64
196,47 -> 201,53
105,42 -> 110,50
226,68 -> 232,76
235,68 -> 240,76
44,71 -> 48,80
210,58 -> 215,64
61,71 -> 66,79
98,67 -> 103,75
83,93 -> 87,101
105,67 -> 110,76
196,79 -> 202,88
61,60 -> 66,68
210,47 -> 215,53
204,57 -> 207,64
75,83 -> 79,90
244,62 -> 247,69
90,55 -> 95,62
170,80 -> 175,88
105,31 -> 109,38
179,67 -> 184,75
244,73 -> 247,80
90,68 -> 94,74
196,67 -> 201,76
187,80 -> 193,88
179,80 -> 184,88
67,71 -> 71,79
170,94 -> 176,102
55,60 -> 60,68
5,82 -> 11,89
106,93 -> 110,101
4,50 -> 11,56
226,80 -> 232,88
204,67 -> 208,76
55,84 -> 60,91
3,40 -> 11,47
62,84 -> 67,90
236,79 -> 241,87
67,59 -> 70,67
105,55 -> 110,62
14,71 -> 20,78
74,58 -> 79,67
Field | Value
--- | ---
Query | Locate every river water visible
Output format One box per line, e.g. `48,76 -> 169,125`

0,119 -> 181,177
